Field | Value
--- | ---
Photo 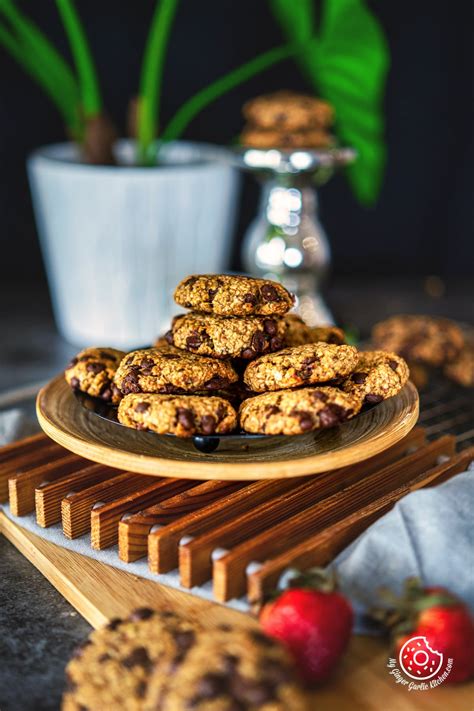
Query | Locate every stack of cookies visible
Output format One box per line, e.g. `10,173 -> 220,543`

64,274 -> 411,439
240,90 -> 335,150
62,608 -> 311,711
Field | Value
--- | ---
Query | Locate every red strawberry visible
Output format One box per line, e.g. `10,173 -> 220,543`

377,579 -> 474,684
259,569 -> 353,684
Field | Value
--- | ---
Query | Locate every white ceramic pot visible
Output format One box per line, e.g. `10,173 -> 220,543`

27,140 -> 240,349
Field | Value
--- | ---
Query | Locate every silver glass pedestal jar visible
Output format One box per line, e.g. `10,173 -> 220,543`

233,147 -> 356,326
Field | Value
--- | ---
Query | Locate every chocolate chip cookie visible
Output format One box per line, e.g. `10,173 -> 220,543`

145,626 -> 309,711
444,344 -> 474,388
62,608 -> 198,711
174,274 -> 294,316
372,315 -> 464,367
243,343 -> 359,392
65,347 -> 125,404
284,314 -> 345,347
118,393 -> 237,437
239,386 -> 361,435
240,126 -> 334,150
243,90 -> 334,131
341,351 -> 409,404
167,313 -> 287,360
114,348 -> 238,395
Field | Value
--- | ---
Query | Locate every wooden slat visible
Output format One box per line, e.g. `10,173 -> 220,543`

0,440 -> 66,503
147,428 -> 426,576
0,432 -> 50,463
61,473 -> 150,539
35,463 -> 118,527
211,435 -> 455,601
118,481 -> 243,563
91,479 -> 195,550
8,453 -> 82,516
247,447 -> 474,605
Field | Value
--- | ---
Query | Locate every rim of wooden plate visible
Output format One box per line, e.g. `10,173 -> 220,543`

36,375 -> 419,481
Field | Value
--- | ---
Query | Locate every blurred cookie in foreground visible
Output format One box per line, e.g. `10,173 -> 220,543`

118,393 -> 237,437
372,315 -> 464,367
444,344 -> 474,388
239,386 -> 361,436
243,90 -> 334,131
62,608 -> 198,711
284,314 -> 346,347
341,351 -> 409,405
65,347 -> 125,404
144,626 -> 310,711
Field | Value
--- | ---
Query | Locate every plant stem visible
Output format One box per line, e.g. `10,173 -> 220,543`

0,19 -> 80,133
55,0 -> 101,116
160,44 -> 295,144
137,0 -> 180,165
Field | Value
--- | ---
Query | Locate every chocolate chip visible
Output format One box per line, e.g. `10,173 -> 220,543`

185,276 -> 198,287
261,284 -> 280,302
231,674 -> 275,704
174,629 -> 195,653
135,680 -> 147,699
275,111 -> 288,123
160,353 -> 179,359
140,368 -> 153,375
106,618 -> 122,631
263,319 -> 277,336
365,393 -> 384,404
265,405 -> 280,417
216,403 -> 228,421
388,359 -> 399,371
208,287 -> 218,301
260,657 -> 293,683
303,356 -> 318,365
313,390 -> 328,402
98,653 -> 110,663
122,647 -> 152,671
201,415 -> 216,434
126,355 -> 134,365
186,334 -> 202,349
298,412 -> 314,431
160,384 -> 186,394
129,607 -> 154,621
243,292 -> 257,305
140,357 -> 155,369
66,357 -> 78,369
100,387 -> 112,402
164,330 -> 174,344
319,405 -> 341,427
99,350 -> 113,359
204,376 -> 228,390
250,631 -> 275,647
298,367 -> 313,380
177,407 -> 195,430
196,672 -> 227,699
241,348 -> 255,360
122,371 -> 141,394
270,337 -> 284,351
351,371 -> 368,384
251,331 -> 266,353
86,361 -> 106,374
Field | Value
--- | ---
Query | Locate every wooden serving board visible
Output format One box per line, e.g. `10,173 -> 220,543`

36,375 -> 419,479
1,512 -> 471,711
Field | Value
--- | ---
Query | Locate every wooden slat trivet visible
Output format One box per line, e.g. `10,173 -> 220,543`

246,446 -> 474,604
0,433 -> 51,501
9,453 -> 82,516
210,436 -> 455,601
61,473 -> 150,539
36,463 -> 119,527
1,441 -> 67,506
91,478 -> 196,550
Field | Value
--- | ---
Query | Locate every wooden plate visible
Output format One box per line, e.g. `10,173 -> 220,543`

36,375 -> 419,480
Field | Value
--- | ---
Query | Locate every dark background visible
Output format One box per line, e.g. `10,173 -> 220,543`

0,0 -> 473,285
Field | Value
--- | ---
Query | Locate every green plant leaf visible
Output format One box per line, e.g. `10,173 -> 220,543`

160,43 -> 296,144
268,0 -> 315,43
137,0 -> 180,165
269,0 -> 389,205
56,0 -> 102,117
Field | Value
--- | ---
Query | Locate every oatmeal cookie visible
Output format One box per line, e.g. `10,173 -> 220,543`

65,347 -> 125,404
167,313 -> 287,360
243,90 -> 334,131
372,315 -> 464,367
239,386 -> 361,435
118,393 -> 237,437
284,314 -> 345,347
240,125 -> 334,150
114,348 -> 238,395
341,351 -> 409,404
174,274 -> 294,316
62,608 -> 198,711
145,626 -> 309,711
444,344 -> 474,387
243,343 -> 359,392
